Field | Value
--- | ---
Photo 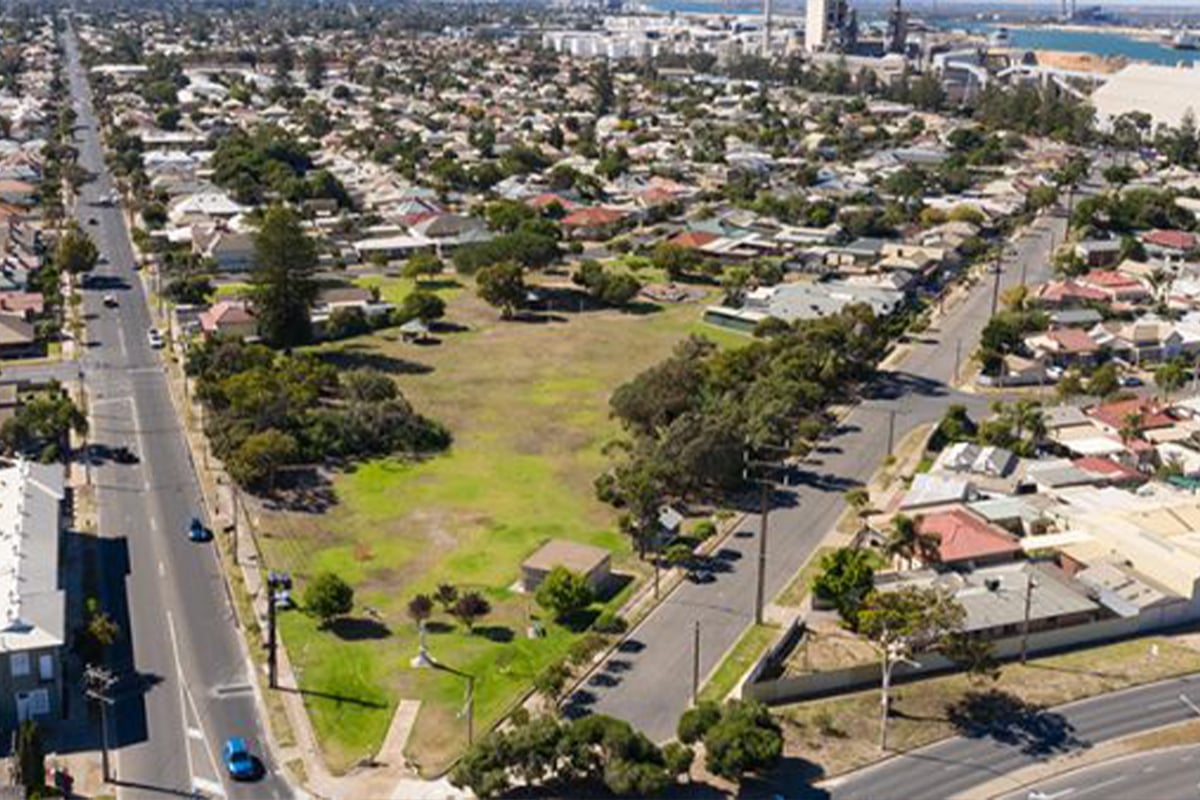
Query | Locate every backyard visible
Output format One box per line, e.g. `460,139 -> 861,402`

259,276 -> 745,773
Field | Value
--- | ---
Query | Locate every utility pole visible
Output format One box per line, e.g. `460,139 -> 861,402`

265,570 -> 291,689
756,480 -> 768,625
744,441 -> 791,627
990,253 -> 1002,315
886,409 -> 896,458
83,665 -> 117,782
1019,573 -> 1039,664
692,620 -> 701,707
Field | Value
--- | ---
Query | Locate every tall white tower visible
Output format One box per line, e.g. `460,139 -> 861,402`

806,0 -> 829,52
763,0 -> 773,57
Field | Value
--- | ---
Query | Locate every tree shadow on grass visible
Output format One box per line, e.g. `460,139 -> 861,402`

277,685 -> 387,710
946,689 -> 1084,757
472,625 -> 515,643
425,620 -> 455,634
328,617 -> 391,641
318,344 -> 433,376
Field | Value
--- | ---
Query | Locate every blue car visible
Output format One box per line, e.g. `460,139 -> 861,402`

188,517 -> 212,542
222,737 -> 257,780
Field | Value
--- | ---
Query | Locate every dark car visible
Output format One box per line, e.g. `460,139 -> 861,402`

187,517 -> 212,542
111,446 -> 138,464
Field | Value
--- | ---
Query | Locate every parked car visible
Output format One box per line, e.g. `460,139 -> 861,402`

147,328 -> 164,348
187,517 -> 212,543
1046,365 -> 1064,381
1119,374 -> 1143,388
222,737 -> 257,781
103,294 -> 117,308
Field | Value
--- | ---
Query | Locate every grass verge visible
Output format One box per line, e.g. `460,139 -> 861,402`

700,623 -> 779,704
782,634 -> 1200,779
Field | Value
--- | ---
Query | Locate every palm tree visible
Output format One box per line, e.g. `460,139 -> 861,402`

1119,411 -> 1144,446
885,515 -> 940,570
844,487 -> 872,532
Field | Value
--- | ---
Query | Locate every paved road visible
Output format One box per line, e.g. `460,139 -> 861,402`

581,214 -> 1067,741
64,26 -> 291,800
997,743 -> 1200,800
828,672 -> 1200,800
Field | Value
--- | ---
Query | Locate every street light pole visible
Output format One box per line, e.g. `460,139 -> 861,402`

692,620 -> 701,707
83,665 -> 117,782
756,480 -> 768,626
1020,573 -> 1039,665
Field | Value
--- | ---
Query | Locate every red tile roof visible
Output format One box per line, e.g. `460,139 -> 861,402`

1141,229 -> 1197,251
668,230 -> 720,250
1080,269 -> 1144,290
526,193 -> 578,211
1036,281 -> 1108,305
1086,398 -> 1175,432
1072,457 -> 1146,483
561,207 -> 626,228
917,508 -> 1022,564
199,300 -> 254,333
1046,328 -> 1100,354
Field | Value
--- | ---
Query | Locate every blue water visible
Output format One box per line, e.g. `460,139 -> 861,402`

996,27 -> 1196,65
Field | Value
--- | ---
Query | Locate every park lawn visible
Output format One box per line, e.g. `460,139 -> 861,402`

351,274 -> 463,306
262,285 -> 742,773
214,280 -> 252,298
700,623 -> 780,704
781,634 -> 1200,779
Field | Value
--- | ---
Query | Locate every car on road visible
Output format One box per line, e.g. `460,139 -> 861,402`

147,328 -> 164,348
102,294 -> 117,307
188,517 -> 212,542
222,737 -> 257,781
111,446 -> 138,464
1119,374 -> 1143,387
86,216 -> 97,225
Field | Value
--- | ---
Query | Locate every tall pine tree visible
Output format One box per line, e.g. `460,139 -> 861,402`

251,206 -> 318,348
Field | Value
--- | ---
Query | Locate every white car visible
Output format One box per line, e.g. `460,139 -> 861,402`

102,294 -> 117,308
147,328 -> 164,349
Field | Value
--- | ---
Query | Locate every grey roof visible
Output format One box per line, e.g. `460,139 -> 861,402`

0,460 -> 64,653
1044,405 -> 1091,430
901,473 -> 974,510
881,562 -> 1099,634
1050,309 -> 1104,327
1075,562 -> 1177,617
968,495 -> 1052,527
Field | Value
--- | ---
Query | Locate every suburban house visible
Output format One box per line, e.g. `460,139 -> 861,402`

915,507 -> 1023,569
1073,239 -> 1122,268
0,316 -> 38,359
1141,229 -> 1197,260
561,207 -> 628,240
192,226 -> 256,272
1024,327 -> 1102,367
198,300 -> 257,339
0,460 -> 66,731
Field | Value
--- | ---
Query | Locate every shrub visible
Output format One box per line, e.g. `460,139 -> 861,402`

593,610 -> 627,634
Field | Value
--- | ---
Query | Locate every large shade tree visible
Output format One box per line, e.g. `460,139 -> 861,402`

251,206 -> 319,348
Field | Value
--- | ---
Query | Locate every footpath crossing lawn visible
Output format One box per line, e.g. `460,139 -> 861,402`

263,286 -> 745,773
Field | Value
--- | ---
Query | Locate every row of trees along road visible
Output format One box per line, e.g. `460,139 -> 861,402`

598,303 -> 890,557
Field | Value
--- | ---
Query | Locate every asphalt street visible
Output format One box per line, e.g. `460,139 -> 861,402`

64,26 -> 291,800
998,743 -> 1200,800
581,214 -> 1068,742
828,672 -> 1200,800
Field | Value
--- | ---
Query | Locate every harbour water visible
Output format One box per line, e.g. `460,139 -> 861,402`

989,27 -> 1196,65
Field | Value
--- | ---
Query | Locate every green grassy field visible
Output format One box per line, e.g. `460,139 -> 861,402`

262,282 -> 746,773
